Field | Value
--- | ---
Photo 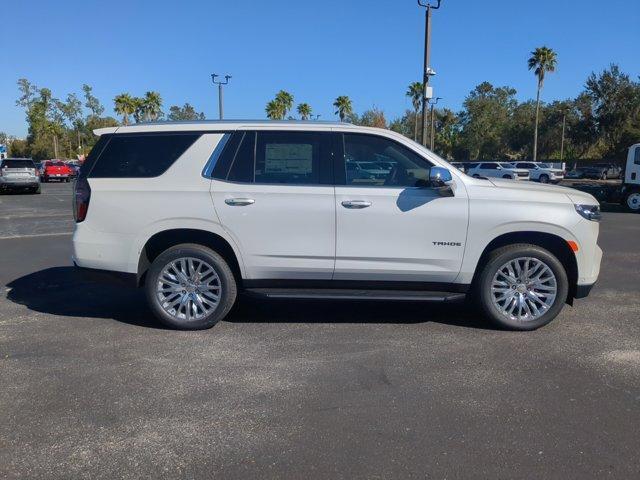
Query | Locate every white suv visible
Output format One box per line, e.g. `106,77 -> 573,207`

467,162 -> 530,181
512,162 -> 565,184
72,121 -> 602,331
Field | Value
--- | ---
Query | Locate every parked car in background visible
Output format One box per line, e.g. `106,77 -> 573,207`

33,162 -> 43,177
511,162 -> 565,183
0,158 -> 41,194
66,161 -> 81,179
592,163 -> 622,180
466,162 -> 530,181
451,162 -> 468,173
42,160 -> 73,182
565,167 -> 602,180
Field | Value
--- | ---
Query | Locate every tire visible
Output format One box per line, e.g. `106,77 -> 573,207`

145,243 -> 237,330
475,244 -> 569,331
473,174 -> 480,178
600,173 -> 607,181
32,185 -> 41,194
625,190 -> 640,212
502,174 -> 512,179
539,174 -> 550,184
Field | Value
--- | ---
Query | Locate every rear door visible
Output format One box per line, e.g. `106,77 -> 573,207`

209,130 -> 336,280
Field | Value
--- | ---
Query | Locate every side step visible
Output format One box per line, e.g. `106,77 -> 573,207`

243,288 -> 466,303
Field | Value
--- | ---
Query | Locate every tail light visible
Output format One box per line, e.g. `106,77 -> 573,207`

73,177 -> 91,222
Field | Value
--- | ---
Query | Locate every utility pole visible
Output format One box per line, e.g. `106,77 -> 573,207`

417,0 -> 442,147
211,74 -> 232,120
430,97 -> 442,150
560,113 -> 567,162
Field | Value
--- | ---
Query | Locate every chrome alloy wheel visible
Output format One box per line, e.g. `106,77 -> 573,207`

156,257 -> 221,322
491,257 -> 557,322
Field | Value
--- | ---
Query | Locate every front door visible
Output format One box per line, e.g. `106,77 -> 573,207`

333,132 -> 468,283
210,130 -> 336,280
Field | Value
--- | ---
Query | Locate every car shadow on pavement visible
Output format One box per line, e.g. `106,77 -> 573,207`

6,267 -> 491,330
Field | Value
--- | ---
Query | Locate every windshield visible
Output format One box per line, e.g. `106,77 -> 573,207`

1,159 -> 35,168
538,163 -> 550,168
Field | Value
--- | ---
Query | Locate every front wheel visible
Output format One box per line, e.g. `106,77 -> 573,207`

502,174 -> 512,179
539,174 -> 550,184
145,244 -> 237,330
625,190 -> 640,212
476,244 -> 569,330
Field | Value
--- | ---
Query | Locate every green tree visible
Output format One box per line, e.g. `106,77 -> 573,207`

406,82 -> 423,142
113,93 -> 137,125
82,84 -> 104,117
266,100 -> 285,120
275,90 -> 294,118
357,107 -> 387,128
297,103 -> 312,120
168,103 -> 206,121
585,64 -> 640,158
333,96 -> 353,122
141,91 -> 163,122
433,108 -> 461,160
528,46 -> 558,161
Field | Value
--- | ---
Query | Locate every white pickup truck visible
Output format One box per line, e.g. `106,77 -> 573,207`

511,162 -> 565,184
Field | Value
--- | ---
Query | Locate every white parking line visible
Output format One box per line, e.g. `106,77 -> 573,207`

0,232 -> 71,240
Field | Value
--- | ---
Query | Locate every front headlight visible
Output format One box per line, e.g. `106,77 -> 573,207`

575,204 -> 601,222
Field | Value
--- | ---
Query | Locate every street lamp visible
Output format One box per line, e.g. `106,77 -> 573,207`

429,97 -> 442,150
417,0 -> 442,147
211,74 -> 232,120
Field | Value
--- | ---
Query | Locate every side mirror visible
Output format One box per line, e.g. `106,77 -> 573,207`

429,167 -> 454,196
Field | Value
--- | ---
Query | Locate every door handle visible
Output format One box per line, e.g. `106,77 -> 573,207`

225,198 -> 255,206
341,200 -> 372,209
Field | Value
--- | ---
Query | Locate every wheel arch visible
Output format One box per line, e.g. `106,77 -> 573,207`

137,228 -> 244,287
471,231 -> 579,304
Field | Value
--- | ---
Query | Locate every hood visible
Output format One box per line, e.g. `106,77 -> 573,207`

487,177 -> 599,205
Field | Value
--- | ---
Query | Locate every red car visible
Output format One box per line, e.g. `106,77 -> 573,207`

42,160 -> 73,182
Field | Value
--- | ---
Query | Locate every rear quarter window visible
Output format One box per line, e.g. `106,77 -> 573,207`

1,160 -> 35,168
88,133 -> 201,178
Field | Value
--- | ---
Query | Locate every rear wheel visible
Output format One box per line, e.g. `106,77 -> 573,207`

476,244 -> 569,330
145,244 -> 237,330
625,190 -> 640,212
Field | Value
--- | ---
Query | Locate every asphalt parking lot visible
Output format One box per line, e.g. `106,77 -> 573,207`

1,182 -> 639,479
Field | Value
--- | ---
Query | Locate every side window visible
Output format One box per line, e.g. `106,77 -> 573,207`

254,131 -> 331,185
227,132 -> 256,182
479,163 -> 496,169
635,147 -> 640,165
89,134 -> 200,178
342,134 -> 433,187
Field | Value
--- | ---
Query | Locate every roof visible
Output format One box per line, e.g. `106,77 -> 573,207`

94,119 -> 359,136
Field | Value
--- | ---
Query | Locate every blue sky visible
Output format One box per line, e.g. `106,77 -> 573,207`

2,0 -> 639,137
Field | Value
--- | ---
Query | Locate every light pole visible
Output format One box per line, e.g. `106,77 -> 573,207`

417,0 -> 442,147
211,74 -> 231,119
560,113 -> 567,162
429,97 -> 442,150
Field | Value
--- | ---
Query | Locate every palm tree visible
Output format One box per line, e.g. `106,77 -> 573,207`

113,93 -> 137,125
275,90 -> 294,118
266,100 -> 285,120
142,91 -> 163,122
333,96 -> 353,122
297,103 -> 312,120
406,82 -> 423,142
528,46 -> 558,161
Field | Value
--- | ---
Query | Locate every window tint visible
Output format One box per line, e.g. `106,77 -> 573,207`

1,159 -> 35,168
227,132 -> 255,182
480,163 -> 497,169
254,131 -> 330,185
342,134 -> 432,187
89,134 -> 200,178
635,147 -> 640,165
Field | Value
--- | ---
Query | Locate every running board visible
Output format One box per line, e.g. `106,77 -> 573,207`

243,288 -> 466,302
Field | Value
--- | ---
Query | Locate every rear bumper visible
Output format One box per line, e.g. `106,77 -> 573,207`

0,179 -> 39,189
73,263 -> 137,288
